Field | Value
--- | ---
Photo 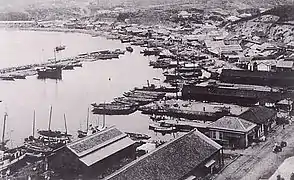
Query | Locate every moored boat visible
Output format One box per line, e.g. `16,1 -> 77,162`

125,132 -> 151,141
135,84 -> 179,93
154,126 -> 177,133
36,66 -> 62,80
24,108 -> 71,157
0,113 -> 27,174
126,46 -> 134,52
77,108 -> 106,138
55,45 -> 66,52
91,102 -> 138,115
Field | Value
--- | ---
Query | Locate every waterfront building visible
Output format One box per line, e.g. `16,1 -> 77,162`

105,129 -> 223,180
49,127 -> 136,178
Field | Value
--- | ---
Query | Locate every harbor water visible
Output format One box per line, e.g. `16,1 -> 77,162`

0,29 -> 178,147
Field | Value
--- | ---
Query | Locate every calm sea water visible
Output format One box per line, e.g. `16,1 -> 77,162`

0,30 -> 180,147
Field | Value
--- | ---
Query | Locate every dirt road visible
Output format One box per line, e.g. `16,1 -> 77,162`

214,121 -> 294,180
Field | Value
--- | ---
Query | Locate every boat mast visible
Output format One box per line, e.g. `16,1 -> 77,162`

1,113 -> 7,149
103,101 -> 106,128
64,114 -> 68,135
86,107 -> 89,132
33,110 -> 36,138
54,49 -> 57,64
48,106 -> 53,131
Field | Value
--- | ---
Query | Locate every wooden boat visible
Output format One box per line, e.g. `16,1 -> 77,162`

95,53 -> 119,60
36,66 -> 62,80
149,121 -> 173,130
62,64 -> 74,70
140,48 -> 161,56
11,74 -> 26,79
78,108 -> 106,138
154,126 -> 177,133
114,49 -> 125,55
120,38 -> 131,43
25,108 -> 71,156
0,147 -> 27,173
91,102 -> 138,115
125,132 -> 151,141
123,91 -> 164,100
114,97 -> 154,106
0,76 -> 15,81
55,45 -> 66,52
135,84 -> 179,93
0,113 -> 27,173
126,46 -> 134,52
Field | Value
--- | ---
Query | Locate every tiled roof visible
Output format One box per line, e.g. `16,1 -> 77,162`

69,128 -> 123,155
105,130 -> 221,180
208,116 -> 257,133
239,106 -> 277,125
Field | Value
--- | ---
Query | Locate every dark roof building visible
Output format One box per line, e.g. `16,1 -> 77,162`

49,127 -> 136,179
105,129 -> 223,180
181,82 -> 282,106
220,69 -> 294,87
239,106 -> 277,136
239,106 -> 276,125
207,116 -> 257,148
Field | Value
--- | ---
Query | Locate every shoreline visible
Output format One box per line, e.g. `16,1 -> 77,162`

0,27 -> 123,78
3,27 -> 113,39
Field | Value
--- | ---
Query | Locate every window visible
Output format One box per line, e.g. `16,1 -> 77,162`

212,131 -> 216,139
219,132 -> 224,140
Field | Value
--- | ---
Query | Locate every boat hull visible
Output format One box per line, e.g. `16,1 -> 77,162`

37,68 -> 62,80
92,106 -> 138,115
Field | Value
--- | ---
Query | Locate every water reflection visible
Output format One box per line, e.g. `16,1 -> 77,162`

0,30 -> 179,147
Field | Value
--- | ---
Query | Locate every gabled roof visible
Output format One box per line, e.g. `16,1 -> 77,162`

208,116 -> 257,133
67,127 -> 135,167
239,106 -> 277,125
105,130 -> 222,180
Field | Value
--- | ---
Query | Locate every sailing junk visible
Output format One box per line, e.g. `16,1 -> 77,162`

24,108 -> 71,156
0,113 -> 27,173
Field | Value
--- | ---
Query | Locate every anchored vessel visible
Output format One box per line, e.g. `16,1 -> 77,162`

91,102 -> 138,115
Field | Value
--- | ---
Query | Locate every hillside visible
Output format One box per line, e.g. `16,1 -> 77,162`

0,0 -> 293,11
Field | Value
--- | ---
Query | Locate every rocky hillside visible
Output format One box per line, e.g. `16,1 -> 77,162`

230,5 -> 294,44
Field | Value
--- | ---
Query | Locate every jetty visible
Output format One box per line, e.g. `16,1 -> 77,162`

0,48 -> 126,80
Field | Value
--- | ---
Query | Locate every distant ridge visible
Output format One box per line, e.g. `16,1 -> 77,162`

0,0 -> 293,11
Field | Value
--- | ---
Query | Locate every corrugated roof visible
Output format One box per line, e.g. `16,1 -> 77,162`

105,129 -> 221,180
80,137 -> 134,167
208,116 -> 257,133
239,106 -> 277,125
67,127 -> 135,166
